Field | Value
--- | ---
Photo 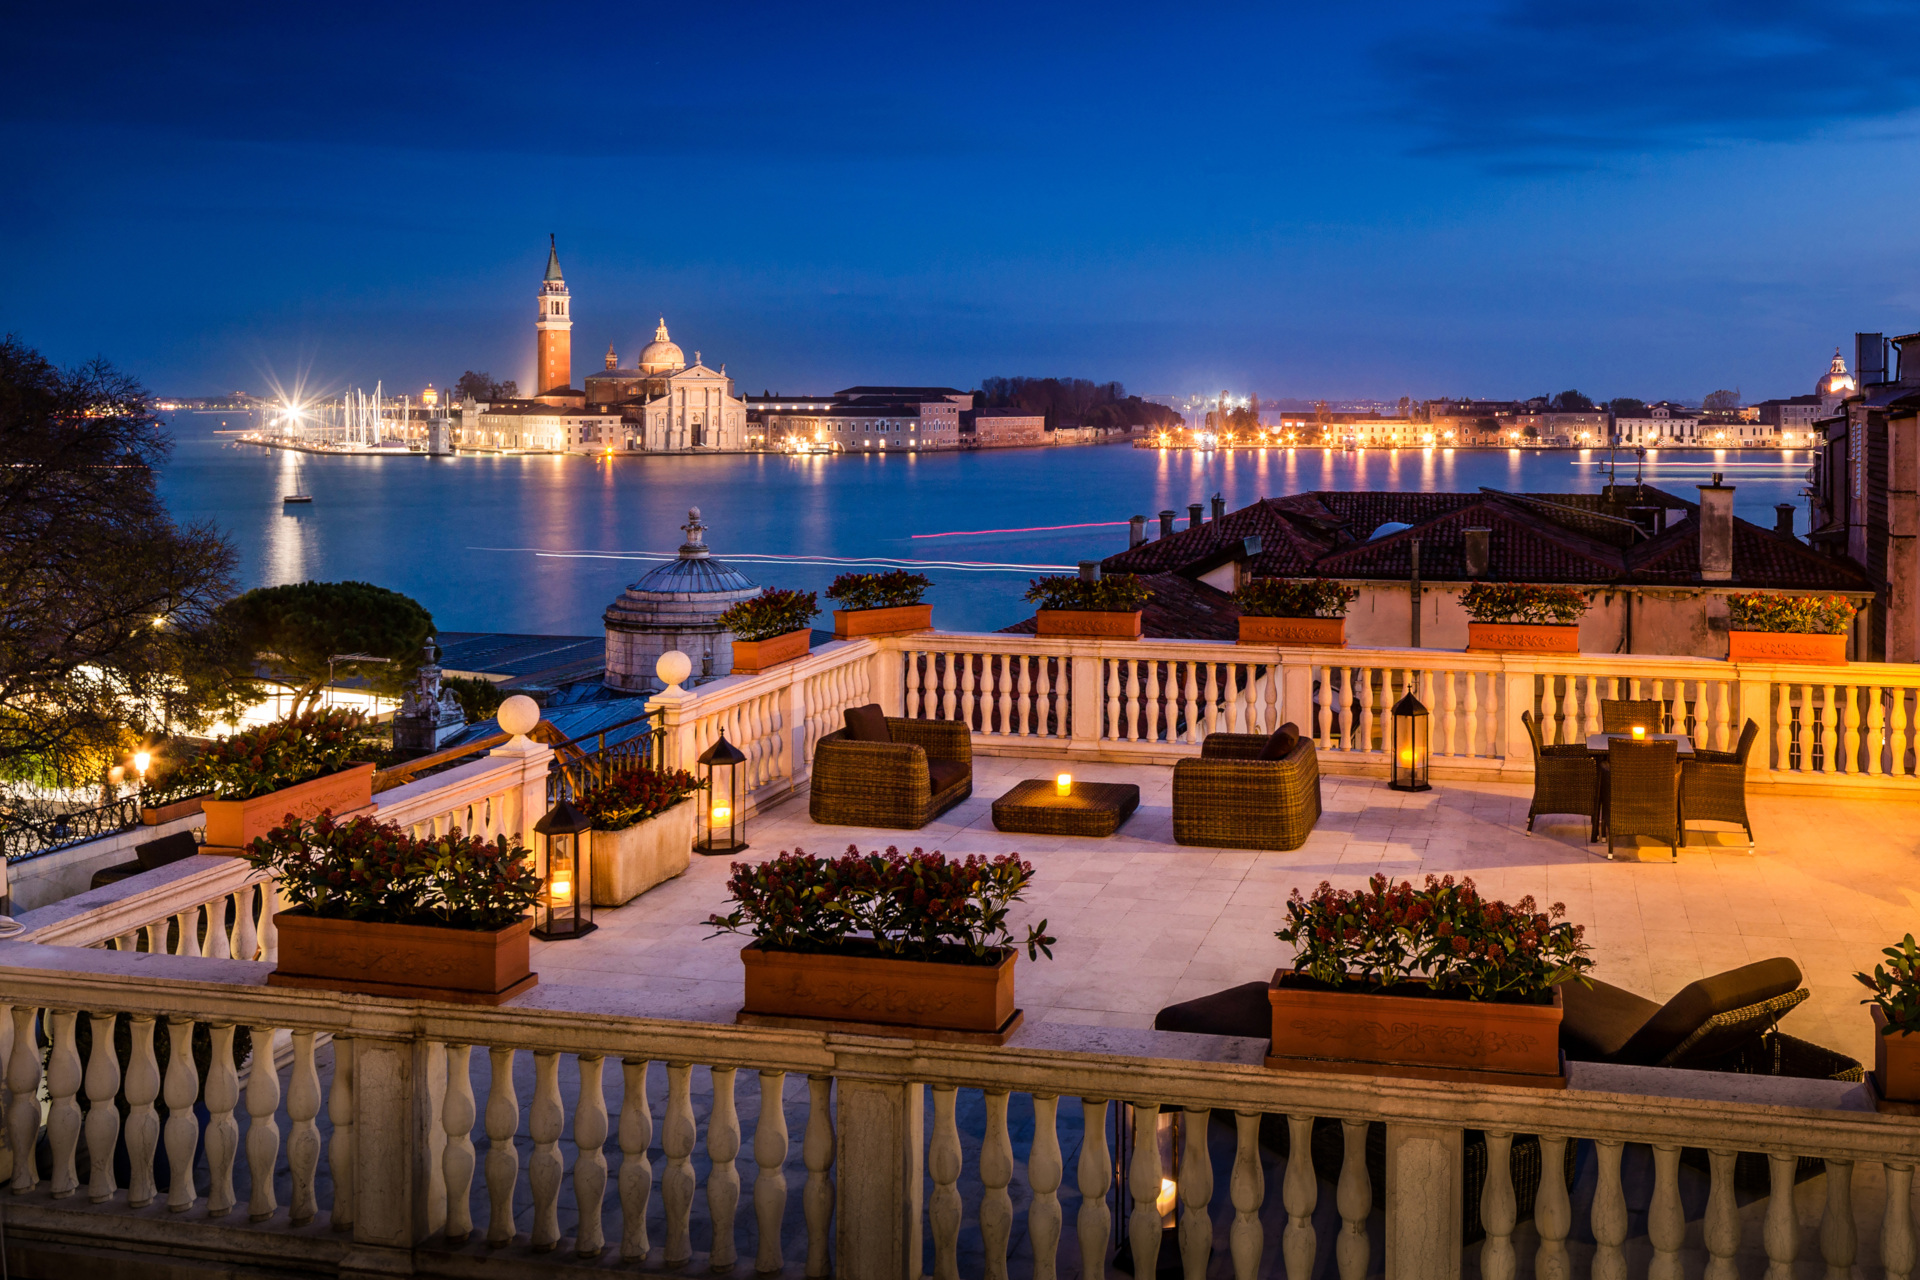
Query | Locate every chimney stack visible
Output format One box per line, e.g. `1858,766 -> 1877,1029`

1159,509 -> 1176,538
1078,560 -> 1101,583
1698,474 -> 1734,582
1464,527 -> 1490,578
1211,492 -> 1226,522
1188,502 -> 1204,529
1774,504 -> 1796,539
1129,514 -> 1146,548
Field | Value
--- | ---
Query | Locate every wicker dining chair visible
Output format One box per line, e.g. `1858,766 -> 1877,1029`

1600,698 -> 1666,734
1522,710 -> 1599,841
1682,717 -> 1760,849
1605,737 -> 1683,859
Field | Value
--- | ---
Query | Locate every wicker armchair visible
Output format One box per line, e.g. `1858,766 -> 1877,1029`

1682,718 -> 1759,849
1172,732 -> 1321,851
1601,698 -> 1665,734
808,717 -> 972,829
1522,710 -> 1598,841
1606,737 -> 1682,859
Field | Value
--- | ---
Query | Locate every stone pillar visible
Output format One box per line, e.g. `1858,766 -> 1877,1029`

835,1078 -> 924,1280
1500,657 -> 1536,780
873,641 -> 905,718
338,1037 -> 431,1274
1069,649 -> 1101,756
487,694 -> 555,842
1281,660 -> 1314,729
1383,1123 -> 1462,1280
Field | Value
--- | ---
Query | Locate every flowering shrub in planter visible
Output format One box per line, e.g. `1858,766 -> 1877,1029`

1729,593 -> 1858,635
577,767 -> 704,831
1461,583 -> 1591,626
178,709 -> 368,801
1234,578 -> 1359,618
1857,933 -> 1920,1104
574,767 -> 704,906
1024,575 -> 1152,613
717,588 -> 819,642
826,571 -> 932,611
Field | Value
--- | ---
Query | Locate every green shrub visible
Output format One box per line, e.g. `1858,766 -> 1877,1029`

826,571 -> 932,610
1856,934 -> 1920,1035
717,588 -> 819,642
172,709 -> 367,800
442,675 -> 506,721
1023,574 -> 1152,612
1460,583 -> 1590,625
1727,593 -> 1858,635
1234,578 -> 1358,618
576,766 -> 705,831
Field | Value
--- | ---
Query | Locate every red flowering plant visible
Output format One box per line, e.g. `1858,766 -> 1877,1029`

1728,592 -> 1858,635
716,588 -> 818,642
575,766 -> 704,832
826,570 -> 933,610
706,845 -> 1056,965
174,708 -> 368,801
1460,583 -> 1591,626
244,812 -> 542,930
1276,874 -> 1592,1003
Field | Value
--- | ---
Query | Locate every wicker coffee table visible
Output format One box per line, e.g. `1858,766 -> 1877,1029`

991,779 -> 1140,837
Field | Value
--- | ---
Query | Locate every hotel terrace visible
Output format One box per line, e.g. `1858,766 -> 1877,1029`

3,626 -> 1918,1280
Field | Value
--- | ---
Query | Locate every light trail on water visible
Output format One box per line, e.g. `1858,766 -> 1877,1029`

474,547 -> 1075,573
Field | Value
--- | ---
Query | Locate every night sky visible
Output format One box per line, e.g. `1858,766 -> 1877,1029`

5,1 -> 1918,402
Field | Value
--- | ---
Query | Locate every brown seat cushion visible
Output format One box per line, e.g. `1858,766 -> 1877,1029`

1259,722 -> 1301,761
1154,981 -> 1272,1040
843,704 -> 892,743
134,830 -> 200,871
926,760 -> 969,796
1560,977 -> 1663,1060
1613,958 -> 1804,1066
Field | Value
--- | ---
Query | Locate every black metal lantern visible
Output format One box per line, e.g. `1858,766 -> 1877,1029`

1112,1103 -> 1186,1277
1389,689 -> 1431,792
695,734 -> 749,856
532,797 -> 596,940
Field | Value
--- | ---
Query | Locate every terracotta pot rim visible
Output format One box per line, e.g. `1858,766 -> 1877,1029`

742,940 -> 1015,971
1272,970 -> 1565,1008
273,907 -> 534,938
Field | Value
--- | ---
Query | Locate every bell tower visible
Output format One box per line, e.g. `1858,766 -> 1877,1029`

535,235 -> 572,395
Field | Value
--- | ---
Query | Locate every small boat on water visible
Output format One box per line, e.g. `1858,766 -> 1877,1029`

283,494 -> 313,504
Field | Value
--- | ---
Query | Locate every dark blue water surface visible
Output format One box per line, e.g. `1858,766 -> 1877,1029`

157,412 -> 1813,636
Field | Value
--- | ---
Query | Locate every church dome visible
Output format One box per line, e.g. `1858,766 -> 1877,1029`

638,317 -> 686,375
602,506 -> 761,692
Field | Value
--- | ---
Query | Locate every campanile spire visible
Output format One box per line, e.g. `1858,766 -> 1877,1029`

535,235 -> 572,395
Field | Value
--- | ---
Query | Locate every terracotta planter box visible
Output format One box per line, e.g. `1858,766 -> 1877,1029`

268,911 -> 536,1005
739,943 -> 1017,1038
1872,1006 -> 1920,1106
140,795 -> 207,826
1266,971 -> 1565,1087
1466,622 -> 1581,655
1035,609 -> 1143,640
590,799 -> 695,907
732,628 -> 811,674
1239,615 -> 1346,646
201,763 -> 375,851
834,603 -> 932,639
1728,630 -> 1848,665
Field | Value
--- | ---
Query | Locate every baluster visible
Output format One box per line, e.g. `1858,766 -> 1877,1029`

1867,685 -> 1888,774
1030,1096 -> 1063,1280
1648,1143 -> 1684,1280
261,879 -> 281,962
1439,671 -> 1456,755
277,1030 -> 321,1226
233,883 -> 259,959
1464,668 -> 1480,756
1777,683 -> 1795,773
1479,1131 -> 1516,1280
1822,1159 -> 1856,1278
708,1065 -> 741,1270
1704,1149 -> 1740,1280
1896,688 -> 1912,777
1127,660 -> 1145,741
906,649 -> 922,717
45,1010 -> 81,1198
1078,1099 -> 1111,1280
1128,1103 -> 1165,1280
1035,655 -> 1053,736
939,653 -> 956,721
1591,1139 -> 1627,1280
163,1016 -> 198,1210
0,1005 -> 9,1186
7,1007 -> 39,1193
981,1090 -> 1014,1280
1844,685 -> 1863,773
1821,684 -> 1839,772
1335,1118 -> 1370,1280
804,1076 -> 834,1278
114,930 -> 136,953
1885,1162 -> 1916,1280
1180,661 -> 1200,743
1536,1134 -> 1571,1279
960,652 -> 977,731
620,1059 -> 654,1261
663,1062 -> 697,1266
176,906 -> 200,957
753,1070 -> 789,1274
1282,1115 -> 1317,1280
1764,1152 -> 1799,1279
1357,666 -> 1375,751
1179,1107 -> 1213,1280
440,1043 -> 475,1243
1587,675 -> 1604,737
1229,1112 -> 1263,1280
83,1011 -> 121,1202
123,1015 -> 161,1208
998,654 -> 1015,736
574,1055 -> 609,1258
1313,664 -> 1330,747
1144,660 -> 1163,744
1017,654 -> 1034,736
203,1024 -> 240,1216
1105,659 -> 1122,741
330,1037 -> 355,1230
245,1023 -> 280,1220
930,1085 -> 963,1280
206,895 -> 233,958
484,1047 -> 519,1246
1715,679 -> 1734,750
528,1050 -> 563,1250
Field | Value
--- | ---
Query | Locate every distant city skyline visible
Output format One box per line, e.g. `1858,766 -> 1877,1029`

5,1 -> 1918,402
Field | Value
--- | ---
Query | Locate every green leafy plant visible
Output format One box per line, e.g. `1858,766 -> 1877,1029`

1461,582 -> 1591,626
1856,934 -> 1920,1035
576,766 -> 705,831
1728,593 -> 1859,636
1024,574 -> 1152,612
1234,578 -> 1359,618
706,845 -> 1056,964
223,580 -> 435,715
245,812 -> 542,930
826,571 -> 932,611
717,588 -> 819,642
172,708 -> 367,800
1276,873 -> 1593,1003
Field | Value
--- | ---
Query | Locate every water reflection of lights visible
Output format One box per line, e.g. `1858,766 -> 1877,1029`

509,549 -> 1077,573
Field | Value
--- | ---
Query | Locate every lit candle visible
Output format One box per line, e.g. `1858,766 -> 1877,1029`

1398,747 -> 1414,766
712,805 -> 732,825
1055,773 -> 1072,796
1156,1175 -> 1179,1225
550,877 -> 572,903
1631,725 -> 1646,740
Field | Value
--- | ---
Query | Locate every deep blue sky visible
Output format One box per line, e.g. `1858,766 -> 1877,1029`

5,1 -> 1918,403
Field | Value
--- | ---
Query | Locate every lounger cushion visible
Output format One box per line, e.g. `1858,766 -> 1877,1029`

1259,722 -> 1301,761
1614,958 -> 1804,1066
927,761 -> 969,796
1560,978 -> 1663,1059
843,704 -> 892,743
134,830 -> 200,871
1153,981 -> 1272,1041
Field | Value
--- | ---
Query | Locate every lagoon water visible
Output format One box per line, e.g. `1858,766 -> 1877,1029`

158,412 -> 1814,637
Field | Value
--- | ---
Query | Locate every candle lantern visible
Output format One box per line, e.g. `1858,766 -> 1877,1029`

1389,689 -> 1431,792
696,734 -> 749,856
1630,725 -> 1647,741
1056,773 -> 1073,796
532,797 -> 596,940
1111,1104 -> 1186,1276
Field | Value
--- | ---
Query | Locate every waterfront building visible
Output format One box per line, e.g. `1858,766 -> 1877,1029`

960,405 -> 1047,448
585,320 -> 749,452
603,507 -> 763,690
747,387 -> 970,451
1613,401 -> 1701,445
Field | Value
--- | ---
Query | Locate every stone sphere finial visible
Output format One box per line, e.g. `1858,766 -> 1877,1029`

657,650 -> 693,692
497,694 -> 540,739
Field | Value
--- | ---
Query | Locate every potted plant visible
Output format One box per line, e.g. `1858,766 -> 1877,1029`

1268,874 -> 1593,1086
1462,583 -> 1590,654
1727,593 -> 1857,664
707,845 -> 1056,1043
247,812 -> 543,1004
184,709 -> 376,850
827,570 -> 935,639
719,588 -> 819,673
1234,578 -> 1359,646
138,767 -> 213,826
1856,933 -> 1920,1108
574,766 -> 705,906
1026,574 -> 1153,639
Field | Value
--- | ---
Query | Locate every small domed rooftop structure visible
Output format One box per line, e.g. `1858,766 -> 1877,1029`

637,318 -> 687,376
604,507 -> 761,691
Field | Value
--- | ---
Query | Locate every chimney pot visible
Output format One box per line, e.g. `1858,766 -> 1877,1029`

1078,560 -> 1101,583
1129,514 -> 1146,547
1211,492 -> 1226,521
1188,502 -> 1204,529
1463,527 -> 1491,578
1774,503 -> 1796,538
1158,509 -> 1176,537
1698,481 -> 1735,581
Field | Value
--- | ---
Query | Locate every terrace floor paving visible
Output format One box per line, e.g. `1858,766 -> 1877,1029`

528,755 -> 1920,1065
